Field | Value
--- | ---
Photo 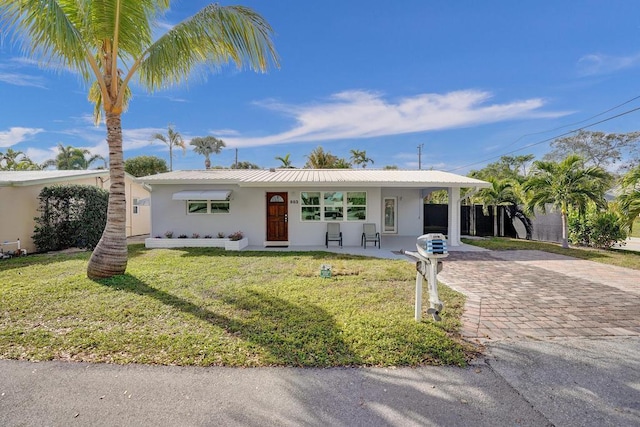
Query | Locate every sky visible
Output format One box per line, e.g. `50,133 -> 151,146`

2,0 -> 640,173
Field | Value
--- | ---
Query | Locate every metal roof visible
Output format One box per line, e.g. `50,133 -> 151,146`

0,170 -> 108,187
138,169 -> 491,188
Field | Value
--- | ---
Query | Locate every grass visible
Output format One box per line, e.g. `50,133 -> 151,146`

462,237 -> 640,270
0,245 -> 470,367
631,218 -> 640,238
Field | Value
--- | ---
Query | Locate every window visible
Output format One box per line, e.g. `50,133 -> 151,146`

187,199 -> 230,214
324,192 -> 343,221
347,192 -> 367,221
300,191 -> 366,221
133,205 -> 139,215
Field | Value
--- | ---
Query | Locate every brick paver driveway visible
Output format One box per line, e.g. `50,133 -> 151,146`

438,250 -> 640,341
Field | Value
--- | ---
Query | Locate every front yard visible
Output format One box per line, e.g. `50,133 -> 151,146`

0,245 -> 470,367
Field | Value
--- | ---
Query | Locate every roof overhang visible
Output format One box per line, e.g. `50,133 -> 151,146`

172,190 -> 232,201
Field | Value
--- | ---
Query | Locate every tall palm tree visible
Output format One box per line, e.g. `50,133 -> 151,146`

152,125 -> 186,171
190,136 -> 225,169
616,164 -> 640,232
350,149 -> 373,168
43,143 -> 105,170
275,153 -> 294,168
1,1 -> 277,278
523,155 -> 611,248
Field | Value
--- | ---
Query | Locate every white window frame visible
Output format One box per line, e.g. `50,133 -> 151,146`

186,199 -> 230,215
383,197 -> 397,233
300,191 -> 367,222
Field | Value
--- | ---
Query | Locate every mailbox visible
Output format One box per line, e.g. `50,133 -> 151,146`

417,233 -> 448,258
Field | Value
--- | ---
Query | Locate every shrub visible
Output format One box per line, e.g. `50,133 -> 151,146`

217,232 -> 225,238
164,231 -> 174,239
32,184 -> 108,252
228,231 -> 244,241
568,207 -> 627,249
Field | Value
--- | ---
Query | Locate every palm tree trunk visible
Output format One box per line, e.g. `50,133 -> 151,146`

87,112 -> 128,279
205,156 -> 211,169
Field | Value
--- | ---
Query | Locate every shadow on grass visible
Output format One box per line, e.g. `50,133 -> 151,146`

0,243 -> 153,272
170,246 -> 368,261
98,274 -> 361,367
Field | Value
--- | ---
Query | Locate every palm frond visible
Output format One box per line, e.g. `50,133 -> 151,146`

136,4 -> 278,91
1,0 -> 92,79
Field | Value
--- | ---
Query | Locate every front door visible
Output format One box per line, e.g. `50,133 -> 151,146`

266,192 -> 288,241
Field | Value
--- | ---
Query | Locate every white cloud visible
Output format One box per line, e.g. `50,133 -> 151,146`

24,147 -> 56,164
0,72 -> 46,88
209,129 -> 241,137
0,127 -> 43,148
577,52 -> 640,76
0,57 -> 48,88
221,90 -> 568,148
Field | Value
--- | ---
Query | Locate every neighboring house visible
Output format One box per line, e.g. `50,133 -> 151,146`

0,170 -> 150,253
139,169 -> 490,247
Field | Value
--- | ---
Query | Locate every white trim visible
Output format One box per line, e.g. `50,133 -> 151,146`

172,190 -> 231,200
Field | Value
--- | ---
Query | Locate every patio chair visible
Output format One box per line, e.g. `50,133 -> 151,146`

361,223 -> 380,249
326,223 -> 342,248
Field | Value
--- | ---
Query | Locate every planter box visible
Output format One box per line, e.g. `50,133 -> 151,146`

224,237 -> 248,251
146,238 -> 234,249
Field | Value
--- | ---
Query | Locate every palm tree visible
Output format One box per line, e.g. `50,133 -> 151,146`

523,155 -> 611,248
616,165 -> 640,232
350,149 -> 373,168
476,178 -> 515,237
275,153 -> 294,168
1,1 -> 277,278
0,148 -> 27,170
304,146 -> 338,168
43,143 -> 105,170
190,136 -> 225,169
152,125 -> 186,171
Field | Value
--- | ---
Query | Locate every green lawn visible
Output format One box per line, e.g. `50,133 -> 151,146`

0,245 -> 470,367
462,237 -> 640,270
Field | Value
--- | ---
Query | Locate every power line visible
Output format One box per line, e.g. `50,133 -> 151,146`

501,94 -> 640,150
446,104 -> 640,173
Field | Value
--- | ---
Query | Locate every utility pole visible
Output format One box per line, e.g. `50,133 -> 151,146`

235,148 -> 238,168
417,144 -> 424,170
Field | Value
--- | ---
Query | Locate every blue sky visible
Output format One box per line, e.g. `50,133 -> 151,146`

2,0 -> 640,173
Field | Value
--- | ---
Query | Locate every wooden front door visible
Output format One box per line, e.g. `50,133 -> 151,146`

266,192 -> 288,241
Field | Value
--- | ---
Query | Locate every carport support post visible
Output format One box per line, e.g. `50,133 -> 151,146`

448,187 -> 461,246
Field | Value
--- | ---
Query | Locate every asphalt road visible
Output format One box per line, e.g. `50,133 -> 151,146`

1,337 -> 639,426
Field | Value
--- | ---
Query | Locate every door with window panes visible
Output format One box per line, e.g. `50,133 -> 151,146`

266,192 -> 288,241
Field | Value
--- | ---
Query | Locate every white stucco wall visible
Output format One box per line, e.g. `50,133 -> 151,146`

150,185 -> 434,246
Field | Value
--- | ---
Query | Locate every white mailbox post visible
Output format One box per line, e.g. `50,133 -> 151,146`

403,233 -> 449,321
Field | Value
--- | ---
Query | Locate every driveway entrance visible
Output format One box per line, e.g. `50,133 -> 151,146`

438,250 -> 640,341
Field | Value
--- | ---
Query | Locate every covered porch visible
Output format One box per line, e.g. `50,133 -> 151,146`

245,234 -> 487,260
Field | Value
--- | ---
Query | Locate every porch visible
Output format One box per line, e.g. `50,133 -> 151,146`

246,235 -> 487,260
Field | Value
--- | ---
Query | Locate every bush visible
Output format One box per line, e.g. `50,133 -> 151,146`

32,184 -> 108,252
568,208 -> 627,249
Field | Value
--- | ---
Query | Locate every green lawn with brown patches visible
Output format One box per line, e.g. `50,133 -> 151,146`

0,245 -> 470,367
